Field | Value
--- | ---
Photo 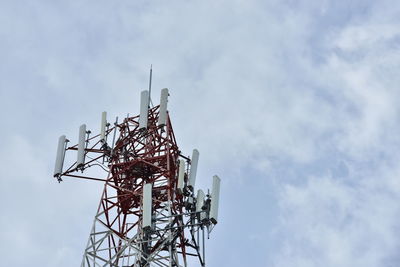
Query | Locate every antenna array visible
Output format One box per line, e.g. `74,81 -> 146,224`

53,88 -> 221,267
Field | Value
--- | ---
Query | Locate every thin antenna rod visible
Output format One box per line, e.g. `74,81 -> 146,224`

148,64 -> 153,107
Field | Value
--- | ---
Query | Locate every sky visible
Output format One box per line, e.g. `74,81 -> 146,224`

1,0 -> 400,266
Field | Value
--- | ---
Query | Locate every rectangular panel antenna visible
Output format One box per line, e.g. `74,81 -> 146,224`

54,135 -> 66,177
100,111 -> 107,141
157,88 -> 169,126
210,175 -> 221,224
177,159 -> 185,194
77,124 -> 86,167
139,90 -> 149,130
188,149 -> 199,190
142,183 -> 152,229
196,189 -> 205,212
196,189 -> 206,221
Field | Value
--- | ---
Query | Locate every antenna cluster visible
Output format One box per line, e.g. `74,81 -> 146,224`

52,87 -> 221,267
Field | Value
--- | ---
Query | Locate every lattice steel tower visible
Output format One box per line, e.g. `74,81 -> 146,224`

53,88 -> 221,267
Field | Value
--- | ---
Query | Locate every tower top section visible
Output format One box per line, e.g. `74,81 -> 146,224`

52,87 -> 221,266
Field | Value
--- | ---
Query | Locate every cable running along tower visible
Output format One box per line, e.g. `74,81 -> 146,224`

53,88 -> 221,266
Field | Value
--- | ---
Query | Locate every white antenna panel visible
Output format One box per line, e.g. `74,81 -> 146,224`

187,196 -> 194,205
210,175 -> 221,224
157,88 -> 169,126
188,149 -> 199,190
177,159 -> 185,194
142,183 -> 152,229
196,189 -> 205,212
54,135 -> 66,177
139,90 -> 149,130
100,111 -> 107,141
197,189 -> 207,221
77,124 -> 86,167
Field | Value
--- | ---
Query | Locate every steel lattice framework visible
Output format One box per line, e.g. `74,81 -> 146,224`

53,89 -> 220,267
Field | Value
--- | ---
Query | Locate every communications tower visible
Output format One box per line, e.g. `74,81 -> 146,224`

53,88 -> 221,266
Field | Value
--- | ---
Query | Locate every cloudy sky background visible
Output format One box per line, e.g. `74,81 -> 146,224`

1,0 -> 400,266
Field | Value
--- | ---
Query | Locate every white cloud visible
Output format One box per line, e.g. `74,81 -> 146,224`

335,24 -> 399,52
274,165 -> 400,267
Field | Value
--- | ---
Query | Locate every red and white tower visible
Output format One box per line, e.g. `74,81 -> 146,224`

53,88 -> 221,267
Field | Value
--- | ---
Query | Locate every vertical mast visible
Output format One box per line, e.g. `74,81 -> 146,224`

148,64 -> 153,107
